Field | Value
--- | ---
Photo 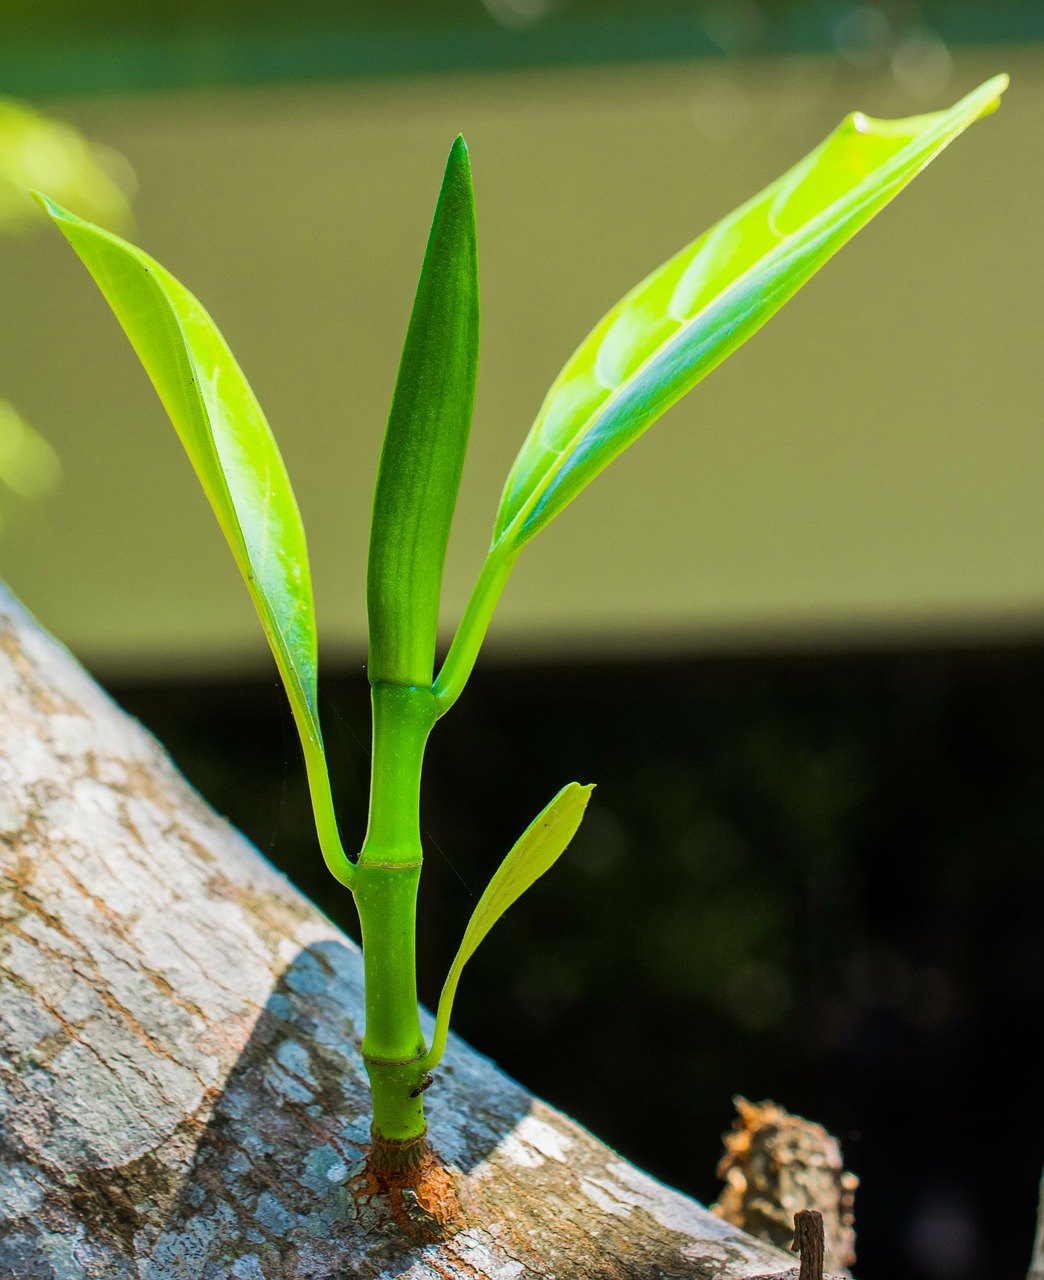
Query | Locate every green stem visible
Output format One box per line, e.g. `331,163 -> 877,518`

299,728 -> 355,888
356,681 -> 438,1148
434,545 -> 518,715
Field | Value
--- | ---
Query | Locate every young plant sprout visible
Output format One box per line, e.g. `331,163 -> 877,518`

38,73 -> 1005,1176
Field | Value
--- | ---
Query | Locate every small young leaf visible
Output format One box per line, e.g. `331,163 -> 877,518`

367,135 -> 479,688
493,74 -> 1007,550
419,781 -> 593,1072
38,196 -> 353,886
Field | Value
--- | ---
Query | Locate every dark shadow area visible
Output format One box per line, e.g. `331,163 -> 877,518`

144,939 -> 530,1276
110,642 -> 1044,1280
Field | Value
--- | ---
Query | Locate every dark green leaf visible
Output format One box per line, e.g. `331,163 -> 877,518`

368,135 -> 479,687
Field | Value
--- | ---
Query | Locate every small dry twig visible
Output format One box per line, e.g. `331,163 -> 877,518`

712,1096 -> 857,1272
793,1208 -> 825,1280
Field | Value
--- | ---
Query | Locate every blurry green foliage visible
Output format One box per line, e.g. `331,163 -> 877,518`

0,97 -> 132,534
0,399 -> 61,530
0,97 -> 132,232
1,0 -> 1038,98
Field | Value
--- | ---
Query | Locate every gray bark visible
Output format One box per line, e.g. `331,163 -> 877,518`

1029,1168 -> 1044,1280
0,582 -> 798,1279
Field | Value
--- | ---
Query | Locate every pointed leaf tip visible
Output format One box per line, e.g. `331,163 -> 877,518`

32,191 -> 75,222
981,71 -> 1009,100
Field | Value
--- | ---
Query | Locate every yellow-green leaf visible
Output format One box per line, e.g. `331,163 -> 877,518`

420,781 -> 594,1071
39,195 -> 353,886
493,75 -> 1007,550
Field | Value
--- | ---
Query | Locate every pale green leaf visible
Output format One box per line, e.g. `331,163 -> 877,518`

493,74 -> 1007,550
420,781 -> 594,1071
39,196 -> 353,885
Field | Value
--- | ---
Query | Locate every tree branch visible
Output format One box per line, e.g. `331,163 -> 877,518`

1029,1167 -> 1044,1280
0,582 -> 796,1278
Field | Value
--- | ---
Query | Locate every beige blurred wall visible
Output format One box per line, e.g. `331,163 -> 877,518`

0,47 -> 1039,677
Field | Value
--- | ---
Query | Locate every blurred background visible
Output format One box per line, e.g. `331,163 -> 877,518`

2,3 -> 1042,1278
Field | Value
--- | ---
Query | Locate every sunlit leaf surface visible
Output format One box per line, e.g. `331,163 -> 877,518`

422,781 -> 593,1070
493,75 -> 1007,550
38,197 -> 321,750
